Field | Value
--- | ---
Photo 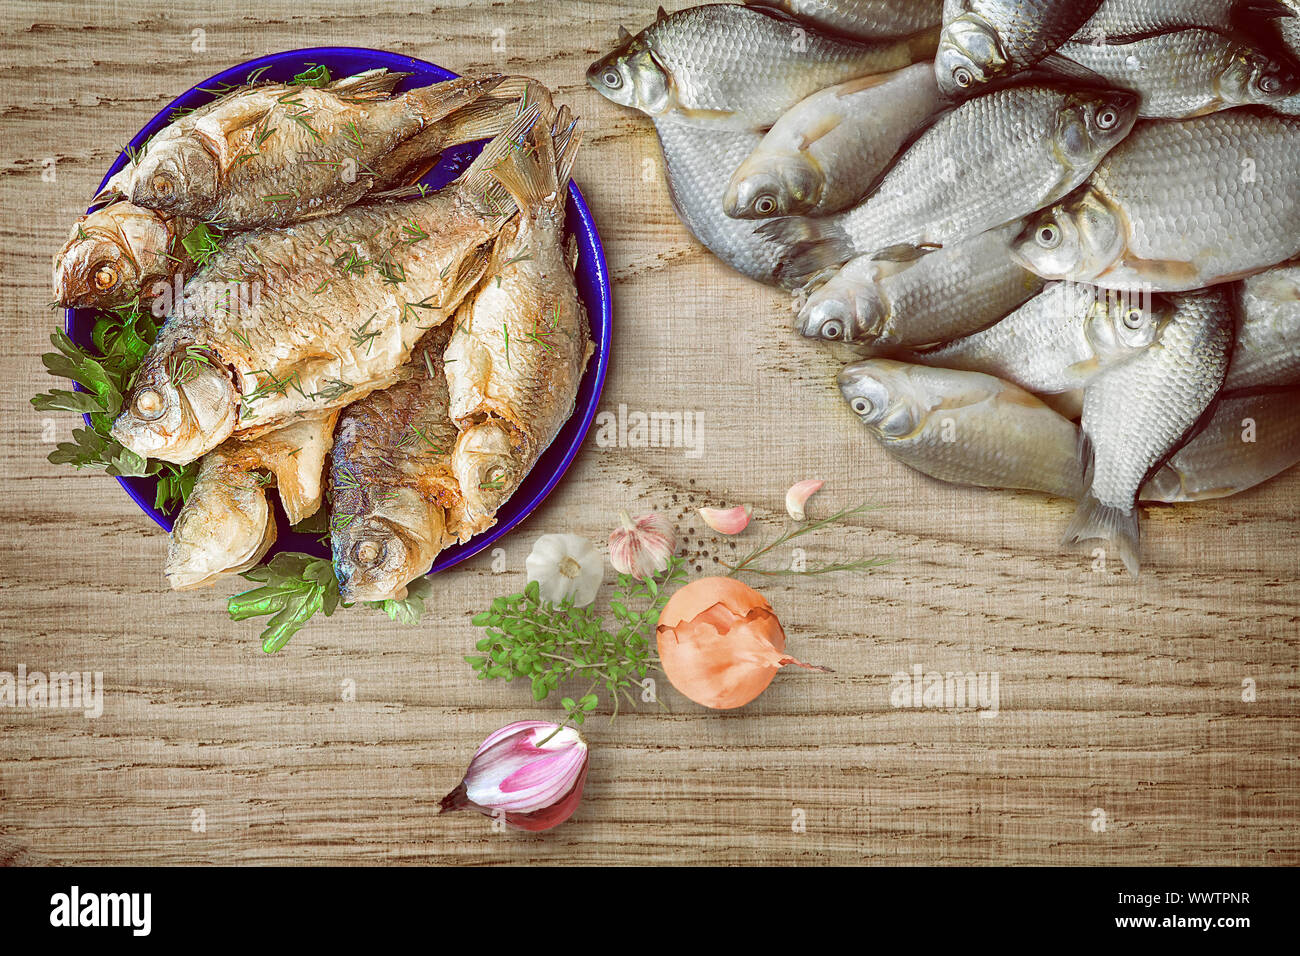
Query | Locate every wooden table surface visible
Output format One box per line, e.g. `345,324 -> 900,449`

1,0 -> 1297,867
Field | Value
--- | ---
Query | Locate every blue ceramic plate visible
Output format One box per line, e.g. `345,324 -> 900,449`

66,47 -> 611,574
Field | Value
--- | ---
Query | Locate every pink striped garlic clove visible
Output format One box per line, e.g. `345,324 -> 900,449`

698,505 -> 752,535
785,479 -> 824,521
609,511 -> 677,580
439,720 -> 589,832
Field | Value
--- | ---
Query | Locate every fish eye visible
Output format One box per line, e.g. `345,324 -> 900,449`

1259,74 -> 1282,94
93,264 -> 119,291
1036,224 -> 1062,249
1095,107 -> 1119,131
850,397 -> 873,416
151,173 -> 174,195
753,194 -> 778,216
354,539 -> 383,566
134,387 -> 166,421
821,319 -> 844,340
1123,308 -> 1146,330
952,67 -> 974,89
601,69 -> 623,89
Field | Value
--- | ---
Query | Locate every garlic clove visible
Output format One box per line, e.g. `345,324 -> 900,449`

439,720 -> 589,831
785,479 -> 824,521
608,511 -> 677,580
698,504 -> 752,535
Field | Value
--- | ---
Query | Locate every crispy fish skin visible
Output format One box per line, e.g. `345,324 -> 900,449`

53,201 -> 195,309
106,71 -> 506,230
164,411 -> 336,590
445,112 -> 592,523
586,3 -> 937,131
798,222 -> 1044,345
330,327 -> 470,603
110,109 -> 541,466
652,120 -> 794,288
724,64 -> 942,220
839,359 -> 1084,498
746,0 -> 945,38
936,0 -> 1105,97
1055,30 -> 1299,119
910,283 -> 1171,393
1013,111 -> 1300,292
1066,289 -> 1235,576
1224,263 -> 1300,391
1143,388 -> 1300,502
760,84 -> 1137,284
1073,0 -> 1296,42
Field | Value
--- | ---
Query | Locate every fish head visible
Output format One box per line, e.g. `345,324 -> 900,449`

53,203 -> 168,308
798,265 -> 886,342
1056,90 -> 1139,170
130,136 -> 218,213
1219,50 -> 1300,107
935,13 -> 1007,97
110,346 -> 239,464
724,152 -> 822,219
332,488 -> 444,603
1085,289 -> 1172,358
838,360 -> 922,439
452,419 -> 527,520
1012,188 -> 1124,282
164,472 -> 275,590
586,37 -> 672,115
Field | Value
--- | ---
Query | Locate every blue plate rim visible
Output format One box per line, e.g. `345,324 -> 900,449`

66,46 -> 612,577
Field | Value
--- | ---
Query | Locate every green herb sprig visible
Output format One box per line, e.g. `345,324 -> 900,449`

466,556 -> 687,729
227,551 -> 433,654
723,501 -> 892,577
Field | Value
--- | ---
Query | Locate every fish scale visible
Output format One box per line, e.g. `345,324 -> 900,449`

751,0 -> 944,38
1073,0 -> 1291,41
1224,263 -> 1300,390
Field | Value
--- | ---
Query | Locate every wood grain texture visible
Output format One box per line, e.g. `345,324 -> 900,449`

1,0 -> 1297,866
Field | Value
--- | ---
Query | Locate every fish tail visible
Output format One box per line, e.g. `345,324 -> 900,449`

327,67 -> 410,99
1063,492 -> 1141,578
405,73 -> 507,126
437,95 -> 528,146
754,217 -> 853,285
485,108 -> 579,221
551,106 -> 583,196
459,101 -> 544,217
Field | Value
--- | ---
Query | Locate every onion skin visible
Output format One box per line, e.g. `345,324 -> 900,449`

655,577 -> 827,709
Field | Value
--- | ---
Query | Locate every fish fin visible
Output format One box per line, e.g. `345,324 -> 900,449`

327,67 -> 410,99
487,110 -> 570,219
448,240 -> 497,312
872,242 -> 941,263
459,101 -> 543,217
405,73 -> 507,127
1235,0 -> 1296,21
754,217 -> 853,284
1063,491 -> 1141,578
1030,53 -> 1110,88
551,108 -> 583,195
261,413 -> 338,525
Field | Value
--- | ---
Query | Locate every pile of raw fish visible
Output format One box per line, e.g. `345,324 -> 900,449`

53,70 -> 592,599
589,0 -> 1300,575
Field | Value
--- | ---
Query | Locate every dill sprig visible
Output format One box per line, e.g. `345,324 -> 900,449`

723,501 -> 892,578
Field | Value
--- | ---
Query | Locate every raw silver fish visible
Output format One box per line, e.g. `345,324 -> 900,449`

936,0 -> 1105,96
111,109 -> 542,465
102,70 -> 509,230
444,110 -> 592,523
1054,30 -> 1299,119
1013,110 -> 1300,292
911,283 -> 1172,393
1144,388 -> 1300,502
164,411 -> 336,590
746,0 -> 944,38
53,201 -> 196,310
329,327 -> 472,603
724,63 -> 942,219
653,120 -> 796,288
586,3 -> 937,131
1224,262 -> 1300,390
839,359 -> 1084,498
759,84 -> 1137,285
1073,0 -> 1296,42
1066,289 -> 1235,576
798,222 -> 1044,345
